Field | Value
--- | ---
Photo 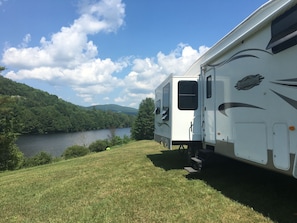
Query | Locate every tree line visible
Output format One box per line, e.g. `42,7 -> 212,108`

0,74 -> 135,135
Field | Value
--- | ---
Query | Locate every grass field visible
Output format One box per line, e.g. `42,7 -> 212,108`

0,140 -> 296,223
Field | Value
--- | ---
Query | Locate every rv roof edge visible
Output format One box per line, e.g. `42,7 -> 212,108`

184,0 -> 297,76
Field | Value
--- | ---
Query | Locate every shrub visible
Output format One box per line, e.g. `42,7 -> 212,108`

122,135 -> 131,144
62,145 -> 90,159
110,135 -> 122,146
22,151 -> 53,167
33,151 -> 53,165
89,139 -> 109,152
89,135 -> 131,152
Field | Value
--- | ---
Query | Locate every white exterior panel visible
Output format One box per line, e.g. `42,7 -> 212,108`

154,75 -> 202,149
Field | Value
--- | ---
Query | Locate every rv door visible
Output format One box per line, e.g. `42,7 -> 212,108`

177,80 -> 200,141
204,69 -> 216,144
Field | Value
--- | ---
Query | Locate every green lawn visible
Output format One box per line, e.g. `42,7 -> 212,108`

0,140 -> 296,222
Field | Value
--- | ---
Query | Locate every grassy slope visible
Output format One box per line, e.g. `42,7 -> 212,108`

0,141 -> 296,223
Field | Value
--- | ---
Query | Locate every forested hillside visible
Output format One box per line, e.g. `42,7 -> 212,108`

0,75 -> 136,134
86,104 -> 138,115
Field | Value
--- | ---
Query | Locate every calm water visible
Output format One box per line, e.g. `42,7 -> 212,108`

16,128 -> 131,157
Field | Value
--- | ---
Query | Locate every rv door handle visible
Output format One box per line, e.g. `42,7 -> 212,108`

190,122 -> 193,132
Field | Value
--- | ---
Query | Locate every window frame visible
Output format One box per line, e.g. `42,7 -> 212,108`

266,4 -> 297,54
178,80 -> 198,110
162,83 -> 170,121
154,99 -> 161,115
206,75 -> 212,99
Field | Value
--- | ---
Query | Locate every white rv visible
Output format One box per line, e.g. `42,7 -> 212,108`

154,74 -> 202,149
154,0 -> 297,178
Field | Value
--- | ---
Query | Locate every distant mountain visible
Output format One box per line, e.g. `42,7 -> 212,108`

86,104 -> 138,115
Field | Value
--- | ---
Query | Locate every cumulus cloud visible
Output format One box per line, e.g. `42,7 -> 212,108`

77,0 -> 125,33
1,0 -> 208,107
2,0 -> 125,70
115,44 -> 208,106
2,0 -> 126,103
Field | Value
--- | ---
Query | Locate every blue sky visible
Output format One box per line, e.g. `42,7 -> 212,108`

0,0 -> 267,108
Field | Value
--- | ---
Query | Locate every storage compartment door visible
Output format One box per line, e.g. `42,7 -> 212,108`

234,123 -> 267,164
273,123 -> 290,170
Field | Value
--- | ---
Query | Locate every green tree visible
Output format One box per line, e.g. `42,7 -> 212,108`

0,66 -> 5,73
0,96 -> 24,170
0,132 -> 23,170
0,67 -> 24,170
131,98 -> 154,140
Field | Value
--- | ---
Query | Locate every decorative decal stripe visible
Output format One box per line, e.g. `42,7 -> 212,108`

208,55 -> 258,68
274,78 -> 297,82
157,122 -> 170,127
208,48 -> 272,68
218,102 -> 265,116
271,82 -> 297,87
270,90 -> 297,110
271,77 -> 297,87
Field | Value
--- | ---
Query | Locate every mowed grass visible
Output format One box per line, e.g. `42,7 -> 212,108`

0,140 -> 296,223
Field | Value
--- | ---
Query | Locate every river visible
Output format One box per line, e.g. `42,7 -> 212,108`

16,128 -> 131,157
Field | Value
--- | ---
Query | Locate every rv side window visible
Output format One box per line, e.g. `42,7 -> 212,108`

266,4 -> 297,54
162,83 -> 170,121
206,75 -> 212,98
178,81 -> 198,110
155,100 -> 161,114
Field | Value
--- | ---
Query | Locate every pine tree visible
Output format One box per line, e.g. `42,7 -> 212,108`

131,98 -> 154,140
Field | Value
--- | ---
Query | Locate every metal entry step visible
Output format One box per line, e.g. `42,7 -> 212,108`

191,157 -> 202,164
184,167 -> 199,173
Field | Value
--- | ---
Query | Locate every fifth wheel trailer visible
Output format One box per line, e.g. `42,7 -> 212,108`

154,0 -> 297,178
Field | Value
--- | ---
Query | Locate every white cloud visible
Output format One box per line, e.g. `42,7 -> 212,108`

115,44 -> 209,106
78,0 -> 125,33
1,0 -> 208,108
2,0 -> 125,70
20,34 -> 31,48
0,0 -> 8,7
2,0 -> 126,104
157,43 -> 208,75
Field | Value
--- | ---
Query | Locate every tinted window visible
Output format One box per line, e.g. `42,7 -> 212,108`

178,81 -> 198,110
155,99 -> 161,114
206,75 -> 212,99
267,4 -> 297,53
162,83 -> 170,120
